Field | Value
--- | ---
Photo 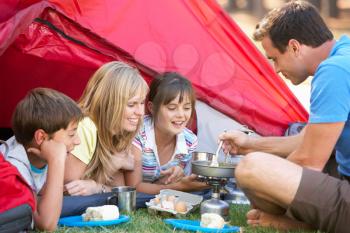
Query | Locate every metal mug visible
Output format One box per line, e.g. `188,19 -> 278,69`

107,186 -> 136,213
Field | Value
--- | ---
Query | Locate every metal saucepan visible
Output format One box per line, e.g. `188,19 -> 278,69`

191,152 -> 236,178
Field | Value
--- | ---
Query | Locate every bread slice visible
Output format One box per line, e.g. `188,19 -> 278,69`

82,205 -> 119,221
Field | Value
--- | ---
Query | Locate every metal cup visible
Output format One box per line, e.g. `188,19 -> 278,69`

107,186 -> 136,213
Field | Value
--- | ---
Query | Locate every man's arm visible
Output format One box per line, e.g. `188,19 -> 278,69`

220,129 -> 305,158
246,131 -> 304,158
287,122 -> 344,170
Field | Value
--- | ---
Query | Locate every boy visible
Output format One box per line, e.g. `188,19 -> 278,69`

0,88 -> 82,231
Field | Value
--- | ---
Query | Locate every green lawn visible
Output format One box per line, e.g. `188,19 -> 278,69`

53,204 -> 319,233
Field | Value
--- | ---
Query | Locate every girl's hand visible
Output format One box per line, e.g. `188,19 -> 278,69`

64,179 -> 101,196
160,166 -> 184,184
178,174 -> 210,191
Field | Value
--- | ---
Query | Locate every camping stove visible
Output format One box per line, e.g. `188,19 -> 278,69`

191,152 -> 237,220
197,175 -> 231,221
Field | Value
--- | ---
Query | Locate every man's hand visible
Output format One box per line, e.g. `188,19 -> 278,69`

27,140 -> 67,163
219,130 -> 251,155
159,166 -> 184,184
64,179 -> 101,196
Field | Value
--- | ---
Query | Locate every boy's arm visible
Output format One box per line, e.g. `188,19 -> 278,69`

28,140 -> 67,231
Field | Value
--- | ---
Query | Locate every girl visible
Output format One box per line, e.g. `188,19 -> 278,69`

126,72 -> 208,195
64,61 -> 148,195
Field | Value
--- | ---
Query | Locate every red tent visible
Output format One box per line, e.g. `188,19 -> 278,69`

0,0 -> 308,136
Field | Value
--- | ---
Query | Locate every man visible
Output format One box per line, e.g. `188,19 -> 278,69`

219,1 -> 350,232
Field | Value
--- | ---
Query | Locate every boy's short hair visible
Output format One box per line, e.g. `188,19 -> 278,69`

253,0 -> 333,53
12,88 -> 83,146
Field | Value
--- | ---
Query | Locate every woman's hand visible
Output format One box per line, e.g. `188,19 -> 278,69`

159,166 -> 184,184
64,179 -> 101,196
112,151 -> 134,171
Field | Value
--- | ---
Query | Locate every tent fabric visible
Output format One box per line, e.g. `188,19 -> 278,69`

0,0 -> 308,136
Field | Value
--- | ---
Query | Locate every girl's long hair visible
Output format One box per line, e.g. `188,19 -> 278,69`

79,61 -> 148,184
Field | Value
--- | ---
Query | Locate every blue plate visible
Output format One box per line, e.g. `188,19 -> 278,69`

164,219 -> 240,233
58,215 -> 130,227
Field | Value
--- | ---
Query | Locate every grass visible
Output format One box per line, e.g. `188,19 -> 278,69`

52,204 -> 319,233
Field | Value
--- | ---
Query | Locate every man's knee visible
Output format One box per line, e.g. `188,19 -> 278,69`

235,152 -> 264,186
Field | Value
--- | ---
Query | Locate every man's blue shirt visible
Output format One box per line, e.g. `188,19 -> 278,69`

309,35 -> 350,176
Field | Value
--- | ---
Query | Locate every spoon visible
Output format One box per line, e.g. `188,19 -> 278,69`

210,140 -> 223,167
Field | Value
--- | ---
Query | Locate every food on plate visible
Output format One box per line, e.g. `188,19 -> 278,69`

82,205 -> 119,221
174,201 -> 187,213
200,213 -> 225,229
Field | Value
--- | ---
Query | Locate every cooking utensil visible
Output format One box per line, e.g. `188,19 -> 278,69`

191,152 -> 236,178
192,160 -> 235,178
210,141 -> 223,167
200,198 -> 230,221
192,152 -> 238,222
107,186 -> 136,213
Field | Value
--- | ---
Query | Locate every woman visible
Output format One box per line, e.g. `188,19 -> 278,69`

64,61 -> 148,196
125,72 -> 208,195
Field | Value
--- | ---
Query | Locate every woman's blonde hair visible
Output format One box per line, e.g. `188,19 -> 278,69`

79,61 -> 148,184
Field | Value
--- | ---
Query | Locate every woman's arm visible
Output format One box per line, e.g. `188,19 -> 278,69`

124,145 -> 145,188
64,152 -> 87,183
64,153 -> 104,195
111,150 -> 134,171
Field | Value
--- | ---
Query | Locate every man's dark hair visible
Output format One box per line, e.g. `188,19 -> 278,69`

253,0 -> 333,53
